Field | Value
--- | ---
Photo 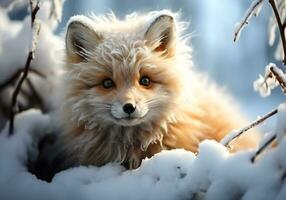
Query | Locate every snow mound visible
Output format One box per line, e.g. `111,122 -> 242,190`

0,109 -> 286,200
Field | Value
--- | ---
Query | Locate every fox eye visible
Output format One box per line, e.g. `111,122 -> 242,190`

139,76 -> 151,87
102,78 -> 114,89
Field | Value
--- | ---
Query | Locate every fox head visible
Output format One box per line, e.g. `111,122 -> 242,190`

63,11 -> 191,130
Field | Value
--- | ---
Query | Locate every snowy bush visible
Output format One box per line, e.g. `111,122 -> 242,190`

0,0 -> 63,130
0,0 -> 286,200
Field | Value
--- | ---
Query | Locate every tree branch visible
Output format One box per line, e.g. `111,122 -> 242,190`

30,0 -> 40,27
8,0 -> 41,135
251,134 -> 276,162
269,65 -> 286,93
233,0 -> 264,42
222,108 -> 278,148
269,0 -> 286,64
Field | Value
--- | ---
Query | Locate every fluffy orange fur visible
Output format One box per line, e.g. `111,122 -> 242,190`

55,10 -> 259,171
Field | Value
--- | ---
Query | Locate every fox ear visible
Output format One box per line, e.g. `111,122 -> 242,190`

66,16 -> 102,63
145,14 -> 176,56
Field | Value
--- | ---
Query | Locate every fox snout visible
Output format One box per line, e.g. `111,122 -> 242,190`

110,100 -> 149,126
111,101 -> 147,118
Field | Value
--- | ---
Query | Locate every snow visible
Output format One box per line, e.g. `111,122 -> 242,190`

0,108 -> 285,200
253,62 -> 286,97
253,63 -> 279,97
0,2 -> 63,85
0,1 -> 64,128
275,102 -> 286,143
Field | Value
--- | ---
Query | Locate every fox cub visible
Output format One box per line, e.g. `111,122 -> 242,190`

37,10 -> 258,179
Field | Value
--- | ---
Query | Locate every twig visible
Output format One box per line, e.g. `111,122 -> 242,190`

8,0 -> 41,135
233,0 -> 264,42
30,0 -> 40,28
222,108 -> 278,147
269,65 -> 286,93
0,69 -> 46,91
250,134 -> 276,162
269,0 -> 286,64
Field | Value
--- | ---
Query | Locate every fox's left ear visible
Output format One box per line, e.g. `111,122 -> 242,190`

145,14 -> 176,57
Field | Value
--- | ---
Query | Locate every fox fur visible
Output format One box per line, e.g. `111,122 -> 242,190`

44,10 -> 259,175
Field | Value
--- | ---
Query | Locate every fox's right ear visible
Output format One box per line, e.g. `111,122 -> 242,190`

66,16 -> 102,63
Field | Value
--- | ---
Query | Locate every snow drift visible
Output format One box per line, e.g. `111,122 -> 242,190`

0,109 -> 286,200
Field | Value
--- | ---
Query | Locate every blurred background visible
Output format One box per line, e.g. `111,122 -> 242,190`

6,0 -> 286,120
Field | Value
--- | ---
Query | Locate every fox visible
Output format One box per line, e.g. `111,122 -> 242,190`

32,10 -> 259,181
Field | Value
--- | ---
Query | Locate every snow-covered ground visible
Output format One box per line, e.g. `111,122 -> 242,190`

0,109 -> 286,200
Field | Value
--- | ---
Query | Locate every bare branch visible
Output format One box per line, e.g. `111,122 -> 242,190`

269,65 -> 286,93
8,0 -> 41,135
269,0 -> 286,64
222,108 -> 278,148
233,0 -> 264,42
250,134 -> 276,162
30,0 -> 40,28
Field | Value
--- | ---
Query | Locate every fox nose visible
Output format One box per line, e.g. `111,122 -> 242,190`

123,103 -> 136,114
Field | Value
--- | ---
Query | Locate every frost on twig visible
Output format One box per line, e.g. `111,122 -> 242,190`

224,62 -> 286,150
235,0 -> 286,63
253,63 -> 286,97
9,0 -> 41,135
251,102 -> 286,162
233,0 -> 264,42
221,63 -> 286,150
223,61 -> 286,158
253,63 -> 279,97
222,102 -> 286,163
269,64 -> 286,93
221,108 -> 278,148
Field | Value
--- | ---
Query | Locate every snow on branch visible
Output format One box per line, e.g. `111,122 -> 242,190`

269,64 -> 286,93
223,62 -> 286,156
221,108 -> 278,148
8,0 -> 41,135
233,0 -> 264,42
251,102 -> 286,162
226,0 -> 286,158
236,0 -> 286,63
253,63 -> 286,97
